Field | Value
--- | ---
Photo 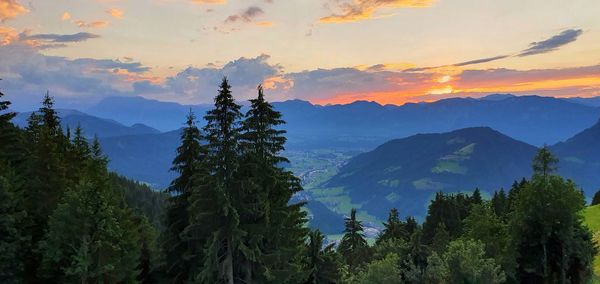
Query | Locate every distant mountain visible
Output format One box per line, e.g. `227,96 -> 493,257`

99,130 -> 181,188
277,95 -> 600,148
322,127 -> 539,219
552,119 -> 600,193
87,96 -> 211,132
86,95 -> 600,149
12,109 -> 160,138
566,97 -> 600,107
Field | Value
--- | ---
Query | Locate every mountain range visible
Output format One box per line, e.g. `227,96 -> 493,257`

13,109 -> 159,138
86,94 -> 600,149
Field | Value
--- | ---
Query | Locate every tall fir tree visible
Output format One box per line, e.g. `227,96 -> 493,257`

337,208 -> 369,269
163,110 -> 206,282
189,77 -> 243,284
22,93 -> 70,282
532,145 -> 558,178
236,85 -> 308,283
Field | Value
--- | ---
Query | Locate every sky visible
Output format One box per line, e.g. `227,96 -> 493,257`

1,0 -> 600,110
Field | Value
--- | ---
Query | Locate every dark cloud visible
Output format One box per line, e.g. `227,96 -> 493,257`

453,55 -> 510,67
225,6 -> 264,23
518,29 -> 583,57
20,32 -> 100,43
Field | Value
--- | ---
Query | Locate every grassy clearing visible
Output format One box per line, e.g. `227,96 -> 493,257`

582,205 -> 600,278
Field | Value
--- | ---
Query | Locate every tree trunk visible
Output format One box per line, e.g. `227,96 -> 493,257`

245,259 -> 252,284
226,236 -> 234,284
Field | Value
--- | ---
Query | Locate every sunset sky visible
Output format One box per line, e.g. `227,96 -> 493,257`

1,0 -> 600,109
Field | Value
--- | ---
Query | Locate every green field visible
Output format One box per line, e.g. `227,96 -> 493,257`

583,205 -> 600,281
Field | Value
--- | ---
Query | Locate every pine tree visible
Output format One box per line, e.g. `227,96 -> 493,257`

40,178 -> 141,283
236,85 -> 307,283
0,162 -> 27,283
471,188 -> 483,204
491,188 -> 507,217
0,81 -> 17,154
189,77 -> 243,284
591,189 -> 600,206
512,157 -> 595,283
304,230 -> 340,284
377,208 -> 407,244
163,110 -> 206,282
22,93 -> 69,281
338,208 -> 369,269
532,146 -> 558,178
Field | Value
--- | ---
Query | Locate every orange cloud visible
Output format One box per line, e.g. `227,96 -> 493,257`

61,12 -> 71,21
74,20 -> 109,28
192,0 -> 225,3
106,8 -> 124,19
288,63 -> 600,106
320,0 -> 435,24
0,25 -> 18,45
0,0 -> 28,22
256,21 -> 273,27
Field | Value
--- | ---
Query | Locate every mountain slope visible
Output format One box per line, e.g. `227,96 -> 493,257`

552,119 -> 600,193
322,127 -> 539,219
12,109 -> 160,138
99,129 -> 181,187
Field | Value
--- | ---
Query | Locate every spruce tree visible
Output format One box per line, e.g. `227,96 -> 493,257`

22,93 -> 69,281
592,189 -> 600,206
338,208 -> 369,269
532,146 -> 558,178
236,85 -> 307,283
377,208 -> 407,244
40,179 -> 141,282
189,77 -> 243,284
163,110 -> 206,282
304,230 -> 340,284
0,162 -> 27,283
0,82 -> 17,153
512,150 -> 595,283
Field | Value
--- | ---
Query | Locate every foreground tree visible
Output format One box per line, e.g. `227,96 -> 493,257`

0,163 -> 27,283
377,208 -> 407,244
237,85 -> 307,283
189,77 -> 243,283
338,208 -> 369,269
304,230 -> 340,284
163,110 -> 206,282
513,148 -> 595,283
443,239 -> 505,284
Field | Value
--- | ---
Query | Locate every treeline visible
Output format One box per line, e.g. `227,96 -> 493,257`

0,78 -> 597,283
0,90 -> 163,283
314,149 -> 597,283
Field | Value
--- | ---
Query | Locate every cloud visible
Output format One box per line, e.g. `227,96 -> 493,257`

0,0 -> 28,22
225,6 -> 264,24
74,20 -> 109,28
320,0 -> 434,24
106,8 -> 124,19
0,28 -> 100,49
136,54 -> 282,103
518,29 -> 583,57
406,29 -> 584,72
0,43 -> 154,110
21,32 -> 100,43
192,0 -> 225,4
61,12 -> 71,21
453,55 -> 510,67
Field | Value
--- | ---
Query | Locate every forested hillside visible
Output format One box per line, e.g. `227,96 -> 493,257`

1,80 -> 597,283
